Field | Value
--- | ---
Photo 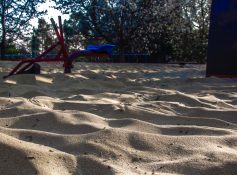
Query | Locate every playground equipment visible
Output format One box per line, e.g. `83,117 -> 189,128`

3,16 -> 114,79
207,0 -> 237,78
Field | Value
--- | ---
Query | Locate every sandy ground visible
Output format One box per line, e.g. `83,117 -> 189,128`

0,62 -> 237,175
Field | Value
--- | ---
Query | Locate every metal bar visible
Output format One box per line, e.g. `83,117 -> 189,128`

16,62 -> 34,74
3,58 -> 64,78
35,42 -> 60,60
4,61 -> 26,78
4,17 -> 70,79
19,58 -> 65,63
58,16 -> 68,58
58,16 -> 64,47
51,17 -> 71,73
50,18 -> 63,46
3,51 -> 111,78
5,42 -> 61,77
58,16 -> 71,73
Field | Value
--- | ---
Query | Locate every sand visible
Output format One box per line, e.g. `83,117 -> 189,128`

0,62 -> 237,175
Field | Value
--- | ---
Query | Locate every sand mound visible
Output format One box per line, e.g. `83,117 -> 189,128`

0,62 -> 237,175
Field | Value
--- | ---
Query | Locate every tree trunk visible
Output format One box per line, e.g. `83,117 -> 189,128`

119,43 -> 125,62
0,0 -> 6,60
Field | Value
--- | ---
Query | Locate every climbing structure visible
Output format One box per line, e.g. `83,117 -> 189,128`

3,16 -> 111,79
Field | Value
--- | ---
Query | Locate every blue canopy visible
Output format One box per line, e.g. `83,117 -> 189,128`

86,44 -> 116,55
69,44 -> 116,60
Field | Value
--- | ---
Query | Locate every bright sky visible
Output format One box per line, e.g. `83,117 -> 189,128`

30,0 -> 69,27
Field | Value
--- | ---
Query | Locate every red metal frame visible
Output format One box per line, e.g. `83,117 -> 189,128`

3,16 -> 110,79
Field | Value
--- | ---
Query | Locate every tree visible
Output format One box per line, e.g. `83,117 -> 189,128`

0,0 -> 46,60
63,19 -> 86,51
0,38 -> 30,60
164,0 -> 211,63
53,0 -> 160,61
35,18 -> 54,53
53,0 -> 212,63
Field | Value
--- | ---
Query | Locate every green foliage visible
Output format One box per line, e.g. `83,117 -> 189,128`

1,40 -> 30,60
0,0 -> 46,59
63,19 -> 86,51
53,0 -> 211,63
34,18 -> 54,53
1,0 -> 211,63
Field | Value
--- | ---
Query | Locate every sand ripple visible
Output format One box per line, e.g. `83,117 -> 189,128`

0,63 -> 237,175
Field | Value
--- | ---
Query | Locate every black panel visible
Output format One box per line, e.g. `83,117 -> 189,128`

207,0 -> 237,77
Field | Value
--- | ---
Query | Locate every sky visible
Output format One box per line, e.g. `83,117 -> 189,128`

30,0 -> 69,27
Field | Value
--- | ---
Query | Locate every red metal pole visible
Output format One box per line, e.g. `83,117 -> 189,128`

58,16 -> 65,47
51,16 -> 71,73
4,42 -> 60,77
3,17 -> 72,79
34,42 -> 60,59
17,42 -> 61,74
58,16 -> 71,73
50,18 -> 62,45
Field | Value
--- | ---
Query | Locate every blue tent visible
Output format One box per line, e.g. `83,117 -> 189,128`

69,44 -> 116,60
86,44 -> 116,55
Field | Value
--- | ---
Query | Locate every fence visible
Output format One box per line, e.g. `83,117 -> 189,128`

0,53 -> 151,63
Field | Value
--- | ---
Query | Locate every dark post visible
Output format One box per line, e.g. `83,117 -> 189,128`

31,27 -> 37,58
207,0 -> 237,77
0,0 -> 6,60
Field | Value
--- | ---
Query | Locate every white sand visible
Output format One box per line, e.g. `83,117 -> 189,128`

0,62 -> 237,175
